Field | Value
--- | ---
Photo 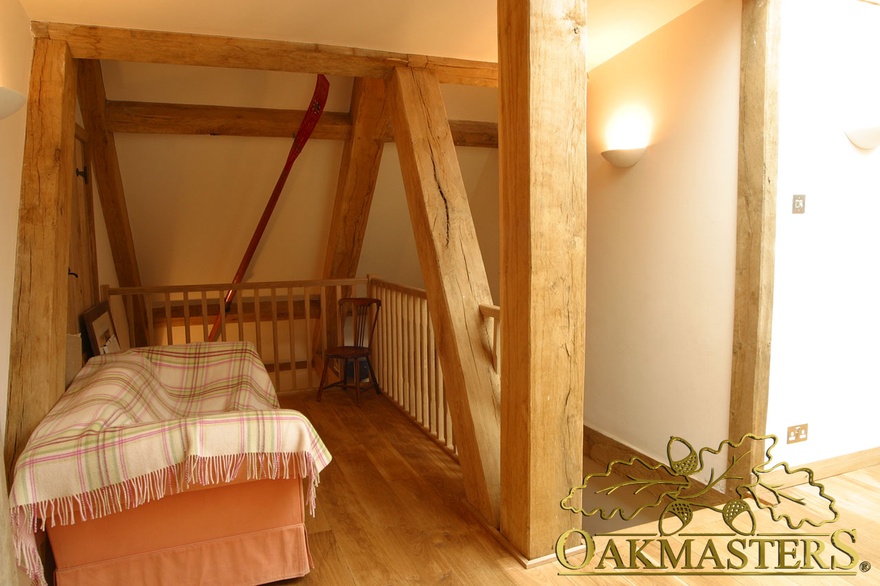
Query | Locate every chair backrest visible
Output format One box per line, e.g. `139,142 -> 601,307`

339,298 -> 381,348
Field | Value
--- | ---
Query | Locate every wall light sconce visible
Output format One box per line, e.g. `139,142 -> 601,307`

0,86 -> 26,120
601,105 -> 652,168
601,148 -> 646,168
844,126 -> 880,150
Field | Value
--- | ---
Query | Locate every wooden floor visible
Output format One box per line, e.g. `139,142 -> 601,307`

277,390 -> 880,585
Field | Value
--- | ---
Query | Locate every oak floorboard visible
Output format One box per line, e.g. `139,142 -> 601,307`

293,531 -> 358,585
277,391 -> 879,585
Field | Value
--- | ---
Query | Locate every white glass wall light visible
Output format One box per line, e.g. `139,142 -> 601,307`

601,105 -> 652,168
0,86 -> 26,120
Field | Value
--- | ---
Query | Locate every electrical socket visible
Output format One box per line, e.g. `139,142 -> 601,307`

787,424 -> 808,444
792,194 -> 806,214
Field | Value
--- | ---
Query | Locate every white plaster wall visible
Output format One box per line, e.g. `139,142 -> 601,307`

583,0 -> 742,483
0,0 -> 32,440
766,0 -> 880,465
0,0 -> 33,580
100,64 -> 353,286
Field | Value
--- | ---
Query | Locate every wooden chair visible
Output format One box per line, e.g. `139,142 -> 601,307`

316,298 -> 381,404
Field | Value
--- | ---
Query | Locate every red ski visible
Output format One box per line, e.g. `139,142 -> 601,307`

209,74 -> 330,341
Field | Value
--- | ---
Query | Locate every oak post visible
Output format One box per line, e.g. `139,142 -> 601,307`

4,39 -> 78,477
497,0 -> 588,560
727,0 -> 781,492
389,67 -> 501,526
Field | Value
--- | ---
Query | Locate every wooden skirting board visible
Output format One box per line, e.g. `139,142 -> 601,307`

582,425 -> 726,507
584,424 -> 880,489
760,446 -> 880,486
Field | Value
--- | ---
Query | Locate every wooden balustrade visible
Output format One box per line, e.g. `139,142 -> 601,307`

105,276 -> 502,461
369,278 -> 457,457
105,278 -> 367,394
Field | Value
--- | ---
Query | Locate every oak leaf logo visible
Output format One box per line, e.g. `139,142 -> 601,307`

560,433 -> 839,536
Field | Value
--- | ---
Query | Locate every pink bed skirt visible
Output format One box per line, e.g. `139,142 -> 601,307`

47,477 -> 312,585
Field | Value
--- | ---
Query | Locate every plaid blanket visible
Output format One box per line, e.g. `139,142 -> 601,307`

8,342 -> 331,585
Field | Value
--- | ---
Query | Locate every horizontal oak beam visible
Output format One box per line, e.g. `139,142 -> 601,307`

105,101 -> 353,140
104,100 -> 498,148
32,21 -> 498,87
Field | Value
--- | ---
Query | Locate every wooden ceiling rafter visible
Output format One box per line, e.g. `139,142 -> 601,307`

77,59 -> 150,346
389,66 -> 501,527
315,77 -> 390,352
321,77 -> 389,283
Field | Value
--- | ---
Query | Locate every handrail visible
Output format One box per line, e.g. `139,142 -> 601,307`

478,303 -> 500,319
106,277 -> 366,295
479,303 -> 501,372
368,277 -> 428,299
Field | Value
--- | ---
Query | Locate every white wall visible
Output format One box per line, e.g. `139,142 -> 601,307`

100,63 -> 353,286
583,0 -> 742,483
766,0 -> 880,465
0,0 -> 32,439
0,0 -> 33,580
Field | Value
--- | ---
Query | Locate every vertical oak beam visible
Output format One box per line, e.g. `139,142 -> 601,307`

76,59 -> 149,346
4,39 -> 77,477
728,0 -> 781,490
497,0 -> 587,560
389,67 -> 501,526
320,78 -> 389,348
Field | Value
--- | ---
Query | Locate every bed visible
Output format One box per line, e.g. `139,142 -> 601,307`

8,341 -> 331,586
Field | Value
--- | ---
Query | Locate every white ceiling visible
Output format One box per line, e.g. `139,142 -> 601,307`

18,0 -> 704,70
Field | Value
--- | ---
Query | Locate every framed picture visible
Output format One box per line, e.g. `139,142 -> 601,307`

82,300 -> 121,357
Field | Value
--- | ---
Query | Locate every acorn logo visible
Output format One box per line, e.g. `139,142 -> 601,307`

556,434 -> 865,576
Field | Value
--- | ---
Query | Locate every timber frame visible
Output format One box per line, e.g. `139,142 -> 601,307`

5,5 -> 780,565
4,21 -> 502,483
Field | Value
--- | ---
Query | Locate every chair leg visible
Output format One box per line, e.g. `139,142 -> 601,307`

316,357 -> 331,402
354,358 -> 361,405
366,357 -> 381,395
